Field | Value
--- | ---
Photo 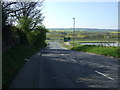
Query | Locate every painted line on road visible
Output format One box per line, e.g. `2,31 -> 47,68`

37,53 -> 41,55
61,54 -> 64,56
71,59 -> 77,62
25,59 -> 29,61
95,71 -> 115,81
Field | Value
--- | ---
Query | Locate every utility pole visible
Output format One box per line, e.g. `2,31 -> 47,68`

73,17 -> 75,47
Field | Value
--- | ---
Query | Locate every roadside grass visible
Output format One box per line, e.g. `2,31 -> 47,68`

61,44 -> 72,49
2,44 -> 40,88
71,45 -> 120,58
61,42 -> 120,58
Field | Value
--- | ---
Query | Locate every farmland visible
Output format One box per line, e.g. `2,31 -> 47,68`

46,28 -> 119,43
46,28 -> 119,58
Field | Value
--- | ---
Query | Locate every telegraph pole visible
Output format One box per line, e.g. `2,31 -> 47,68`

73,17 -> 75,47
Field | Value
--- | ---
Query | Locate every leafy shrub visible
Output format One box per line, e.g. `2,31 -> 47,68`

17,29 -> 28,44
28,26 -> 48,47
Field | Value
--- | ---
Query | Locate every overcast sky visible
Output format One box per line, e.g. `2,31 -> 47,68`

42,2 -> 118,29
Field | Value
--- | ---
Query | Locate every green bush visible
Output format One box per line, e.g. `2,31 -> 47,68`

17,29 -> 28,44
28,26 -> 48,48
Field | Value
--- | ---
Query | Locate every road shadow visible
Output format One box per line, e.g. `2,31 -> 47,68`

40,48 -> 118,88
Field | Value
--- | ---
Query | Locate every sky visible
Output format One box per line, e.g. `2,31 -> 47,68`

42,2 -> 118,29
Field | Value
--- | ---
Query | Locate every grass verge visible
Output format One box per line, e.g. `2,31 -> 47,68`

61,44 -> 72,49
71,45 -> 120,58
2,44 -> 40,88
61,42 -> 120,58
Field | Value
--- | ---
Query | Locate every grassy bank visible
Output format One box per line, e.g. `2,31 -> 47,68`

61,43 -> 72,49
71,45 -> 120,58
61,42 -> 120,58
2,44 -> 40,88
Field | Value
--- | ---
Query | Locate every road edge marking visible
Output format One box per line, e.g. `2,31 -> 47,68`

95,71 -> 115,81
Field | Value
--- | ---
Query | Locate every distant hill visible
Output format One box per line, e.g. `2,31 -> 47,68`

47,28 -> 118,32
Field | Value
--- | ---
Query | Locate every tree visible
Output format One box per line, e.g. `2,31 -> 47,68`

17,16 -> 32,33
2,1 -> 18,26
28,26 -> 48,47
8,1 -> 44,30
2,0 -> 47,49
2,1 -> 22,50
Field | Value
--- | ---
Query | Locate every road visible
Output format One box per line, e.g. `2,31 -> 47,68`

9,42 -> 119,88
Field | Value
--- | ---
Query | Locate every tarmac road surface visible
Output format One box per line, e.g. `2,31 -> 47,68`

9,41 -> 119,88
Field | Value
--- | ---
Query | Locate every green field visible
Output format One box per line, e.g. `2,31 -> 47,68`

46,29 -> 119,43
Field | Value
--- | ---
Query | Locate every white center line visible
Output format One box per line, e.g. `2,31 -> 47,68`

95,71 -> 115,81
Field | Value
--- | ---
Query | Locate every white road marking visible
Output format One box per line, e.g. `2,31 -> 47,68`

25,59 -> 29,61
71,59 -> 77,62
37,53 -> 41,55
95,71 -> 115,81
61,54 -> 64,56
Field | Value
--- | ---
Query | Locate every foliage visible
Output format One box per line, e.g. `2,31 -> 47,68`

28,26 -> 48,47
2,25 -> 20,51
17,29 -> 28,44
7,2 -> 44,30
2,1 -> 48,89
17,16 -> 32,32
2,45 -> 39,88
2,3 -> 7,27
2,1 -> 47,50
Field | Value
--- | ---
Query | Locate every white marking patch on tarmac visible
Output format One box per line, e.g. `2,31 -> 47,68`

61,54 -> 64,56
95,71 -> 115,81
71,59 -> 77,62
37,53 -> 41,55
25,59 -> 29,61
